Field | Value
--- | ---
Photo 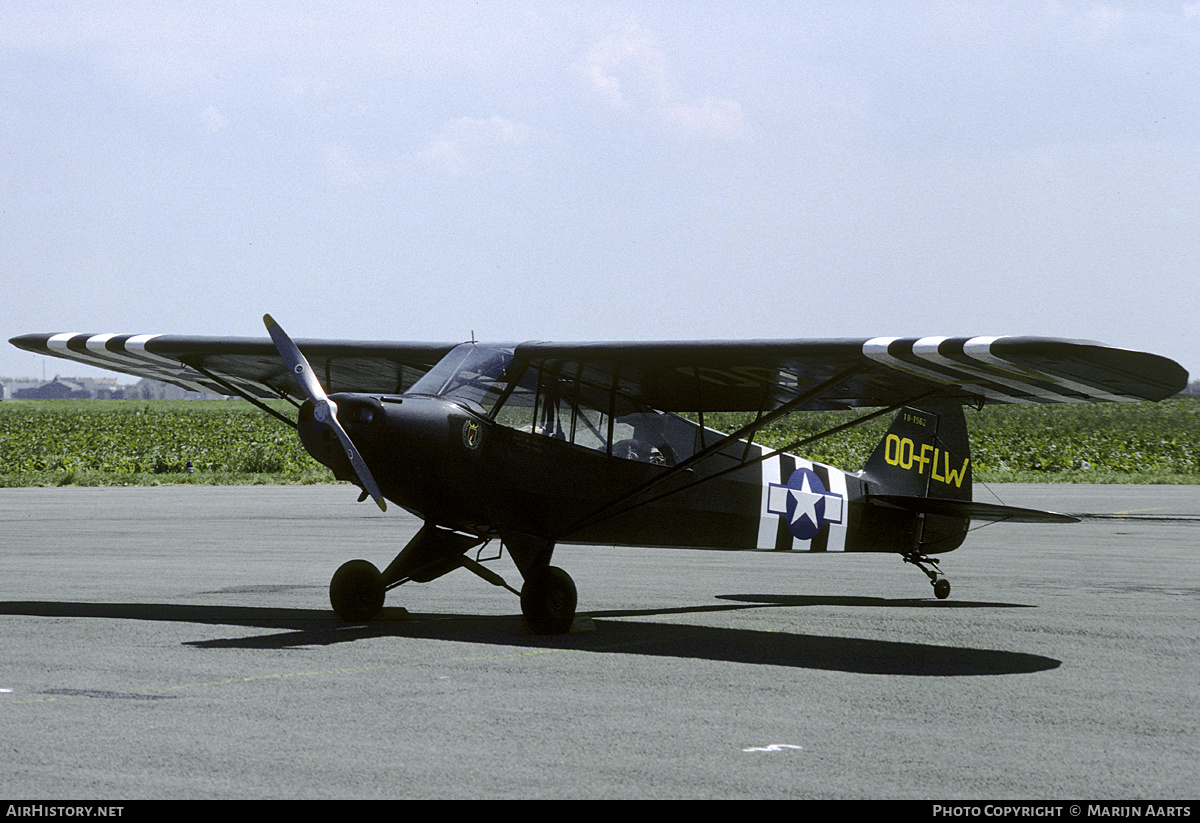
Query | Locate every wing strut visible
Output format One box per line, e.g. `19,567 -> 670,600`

558,387 -> 944,540
556,363 -> 873,539
190,364 -> 300,429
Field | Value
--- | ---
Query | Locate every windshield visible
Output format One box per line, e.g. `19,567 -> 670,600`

407,344 -> 518,415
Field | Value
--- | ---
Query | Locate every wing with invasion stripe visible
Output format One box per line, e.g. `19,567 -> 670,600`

9,332 -> 457,401
10,332 -> 1186,412
515,336 -> 1187,412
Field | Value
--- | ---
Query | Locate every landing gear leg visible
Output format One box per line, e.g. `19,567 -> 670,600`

903,552 -> 951,600
520,566 -> 577,634
501,532 -> 577,634
329,524 -> 489,622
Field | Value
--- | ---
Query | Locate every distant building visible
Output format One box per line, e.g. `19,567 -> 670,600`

131,378 -> 227,400
14,377 -> 92,399
5,376 -> 224,400
1,379 -> 42,399
81,377 -> 123,399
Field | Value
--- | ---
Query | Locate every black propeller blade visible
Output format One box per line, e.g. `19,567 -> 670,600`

264,314 -> 387,512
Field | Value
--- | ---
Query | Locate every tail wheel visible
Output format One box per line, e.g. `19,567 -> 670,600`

520,566 -> 577,634
330,559 -> 385,621
903,551 -> 952,601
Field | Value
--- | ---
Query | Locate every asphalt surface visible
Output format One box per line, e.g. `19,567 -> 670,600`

1,484 -> 1196,799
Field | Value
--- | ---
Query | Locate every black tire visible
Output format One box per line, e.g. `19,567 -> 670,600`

933,578 -> 951,600
520,566 -> 577,634
330,559 -> 385,621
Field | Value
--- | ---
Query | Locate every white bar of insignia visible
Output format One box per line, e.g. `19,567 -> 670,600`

758,454 -> 783,549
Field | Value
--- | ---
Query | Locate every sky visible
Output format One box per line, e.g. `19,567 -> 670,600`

2,2 -> 1198,383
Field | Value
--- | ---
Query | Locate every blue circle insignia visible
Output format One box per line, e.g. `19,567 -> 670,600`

783,468 -> 836,540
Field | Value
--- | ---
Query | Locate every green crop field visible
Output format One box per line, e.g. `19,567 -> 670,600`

0,399 -> 327,487
1,396 -> 1199,487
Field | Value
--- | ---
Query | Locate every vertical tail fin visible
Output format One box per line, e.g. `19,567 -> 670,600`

859,405 -> 972,554
861,405 -> 972,501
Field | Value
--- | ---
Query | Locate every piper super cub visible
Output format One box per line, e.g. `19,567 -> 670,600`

11,321 -> 1187,633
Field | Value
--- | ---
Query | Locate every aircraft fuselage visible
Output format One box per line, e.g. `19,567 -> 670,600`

295,342 -> 967,558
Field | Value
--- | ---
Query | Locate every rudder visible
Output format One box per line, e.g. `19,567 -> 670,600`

858,405 -> 972,554
861,405 -> 972,502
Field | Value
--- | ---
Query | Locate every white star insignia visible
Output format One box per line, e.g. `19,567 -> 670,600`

789,472 -> 823,529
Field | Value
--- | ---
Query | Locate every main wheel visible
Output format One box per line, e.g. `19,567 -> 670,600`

330,559 -> 385,621
520,566 -> 577,634
933,578 -> 951,600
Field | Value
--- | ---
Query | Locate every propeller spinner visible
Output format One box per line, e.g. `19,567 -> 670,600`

263,314 -> 387,511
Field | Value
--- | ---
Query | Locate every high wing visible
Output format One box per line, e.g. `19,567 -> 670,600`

10,332 -> 1186,412
516,336 -> 1187,411
9,332 -> 459,401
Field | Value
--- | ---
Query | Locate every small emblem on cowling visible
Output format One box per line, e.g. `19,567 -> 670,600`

463,420 -> 482,449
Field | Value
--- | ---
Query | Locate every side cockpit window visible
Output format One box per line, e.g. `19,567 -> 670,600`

415,347 -> 718,468
493,368 -> 611,454
491,362 -> 697,467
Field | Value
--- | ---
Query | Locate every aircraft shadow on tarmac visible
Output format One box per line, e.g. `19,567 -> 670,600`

0,596 -> 1059,677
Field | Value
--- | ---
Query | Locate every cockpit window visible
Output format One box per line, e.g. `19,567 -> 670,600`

407,344 -> 517,415
415,347 -> 703,466
490,362 -> 699,466
495,369 -> 612,453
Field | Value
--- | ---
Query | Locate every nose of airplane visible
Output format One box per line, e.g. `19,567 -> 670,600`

296,393 -> 460,493
296,395 -> 384,482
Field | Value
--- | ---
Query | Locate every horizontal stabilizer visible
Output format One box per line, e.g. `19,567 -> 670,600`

868,494 -> 1079,524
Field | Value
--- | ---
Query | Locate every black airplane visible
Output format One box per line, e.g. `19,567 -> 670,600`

10,321 -> 1188,633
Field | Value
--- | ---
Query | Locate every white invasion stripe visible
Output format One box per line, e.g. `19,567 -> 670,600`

963,336 -> 1130,403
758,453 -> 783,549
46,332 -> 188,388
120,334 -> 215,393
48,333 -> 133,374
911,336 -> 1035,405
47,332 -> 83,352
863,337 -> 1016,403
960,336 -> 1082,402
84,333 -> 120,353
89,333 -> 220,393
84,334 -> 174,379
122,334 -> 196,374
821,462 -> 847,552
124,334 -> 173,366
